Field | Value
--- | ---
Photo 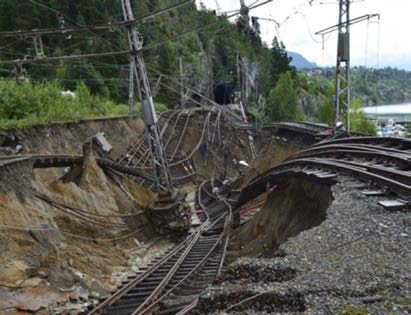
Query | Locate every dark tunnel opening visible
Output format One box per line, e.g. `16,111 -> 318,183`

214,81 -> 234,105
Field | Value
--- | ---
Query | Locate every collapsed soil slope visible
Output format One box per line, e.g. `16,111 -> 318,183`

1,116 -> 145,158
0,150 -> 161,313
0,110 -> 277,313
195,177 -> 410,314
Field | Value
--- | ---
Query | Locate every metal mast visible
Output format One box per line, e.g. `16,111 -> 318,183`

316,9 -> 379,132
121,0 -> 172,194
335,0 -> 350,131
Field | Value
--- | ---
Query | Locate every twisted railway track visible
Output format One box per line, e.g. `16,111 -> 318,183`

85,179 -> 232,315
115,108 -> 228,189
240,137 -> 411,205
2,115 -> 410,314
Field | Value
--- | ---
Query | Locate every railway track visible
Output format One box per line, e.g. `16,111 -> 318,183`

262,121 -> 331,135
239,137 -> 411,205
86,179 -> 232,315
2,115 -> 410,314
116,108 -> 228,189
0,108 -> 231,190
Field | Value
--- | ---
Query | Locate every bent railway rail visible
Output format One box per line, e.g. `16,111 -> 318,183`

2,116 -> 410,314
240,137 -> 411,205
85,180 -> 232,315
116,107 -> 228,189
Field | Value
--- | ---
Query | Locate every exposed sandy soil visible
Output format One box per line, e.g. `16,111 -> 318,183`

0,148 -> 162,313
0,111 -> 270,314
1,116 -> 146,158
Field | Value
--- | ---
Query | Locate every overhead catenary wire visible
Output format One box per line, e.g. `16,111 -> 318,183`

146,64 -> 219,107
14,0 -> 195,74
0,0 -> 274,66
1,0 -> 195,38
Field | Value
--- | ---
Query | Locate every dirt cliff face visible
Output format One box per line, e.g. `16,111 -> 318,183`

0,112 -> 271,313
232,175 -> 334,256
0,149 -> 160,313
1,116 -> 146,158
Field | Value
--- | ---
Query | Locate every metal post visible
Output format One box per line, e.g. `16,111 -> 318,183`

335,0 -> 350,132
122,0 -> 172,193
128,58 -> 134,115
180,57 -> 184,108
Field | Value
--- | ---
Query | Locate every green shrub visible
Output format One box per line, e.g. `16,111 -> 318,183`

266,71 -> 304,121
0,79 -> 129,129
350,98 -> 377,135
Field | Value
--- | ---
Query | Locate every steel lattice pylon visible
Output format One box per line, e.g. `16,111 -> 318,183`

122,0 -> 172,194
335,0 -> 351,131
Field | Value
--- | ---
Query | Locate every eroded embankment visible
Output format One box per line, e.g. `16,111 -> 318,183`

0,116 -> 146,158
0,111 -> 276,313
232,175 -> 334,256
196,174 -> 410,314
0,150 -> 164,313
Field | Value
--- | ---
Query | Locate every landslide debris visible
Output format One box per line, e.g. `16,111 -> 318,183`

232,175 -> 334,256
200,178 -> 410,314
0,148 -> 162,313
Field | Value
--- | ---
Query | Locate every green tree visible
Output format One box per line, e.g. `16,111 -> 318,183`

317,84 -> 335,126
266,71 -> 303,121
269,37 -> 294,86
349,98 -> 377,135
406,121 -> 411,138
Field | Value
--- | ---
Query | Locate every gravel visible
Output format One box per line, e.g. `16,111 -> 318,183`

195,177 -> 410,314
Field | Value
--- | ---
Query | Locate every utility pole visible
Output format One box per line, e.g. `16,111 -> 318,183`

179,57 -> 184,108
335,0 -> 351,131
316,0 -> 379,132
121,0 -> 172,194
128,57 -> 135,115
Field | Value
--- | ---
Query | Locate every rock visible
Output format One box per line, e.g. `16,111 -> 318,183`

0,284 -> 65,312
37,269 -> 48,278
0,260 -> 36,285
68,292 -> 79,301
20,277 -> 43,288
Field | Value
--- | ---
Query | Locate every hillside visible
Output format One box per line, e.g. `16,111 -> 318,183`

302,67 -> 411,106
0,1 -> 277,107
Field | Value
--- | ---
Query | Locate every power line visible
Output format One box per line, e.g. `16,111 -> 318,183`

1,0 -> 195,38
315,14 -> 380,36
0,0 -> 274,66
143,0 -> 273,51
146,64 -> 219,107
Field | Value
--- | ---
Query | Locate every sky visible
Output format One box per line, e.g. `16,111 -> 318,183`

195,0 -> 410,70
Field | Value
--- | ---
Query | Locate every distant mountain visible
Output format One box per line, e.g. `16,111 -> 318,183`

288,51 -> 318,69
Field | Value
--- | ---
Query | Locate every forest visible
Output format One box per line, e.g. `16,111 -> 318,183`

0,0 -> 408,134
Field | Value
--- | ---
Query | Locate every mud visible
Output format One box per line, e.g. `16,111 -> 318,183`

0,148 -> 160,313
232,175 -> 334,256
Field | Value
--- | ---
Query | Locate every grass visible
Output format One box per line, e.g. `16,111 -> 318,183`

0,79 -> 168,130
0,79 -> 130,129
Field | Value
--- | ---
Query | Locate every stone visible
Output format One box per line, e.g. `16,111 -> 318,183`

68,292 -> 79,301
0,284 -> 65,312
0,260 -> 35,285
20,277 -> 43,288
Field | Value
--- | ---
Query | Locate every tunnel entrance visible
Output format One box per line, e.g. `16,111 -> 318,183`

214,81 -> 234,105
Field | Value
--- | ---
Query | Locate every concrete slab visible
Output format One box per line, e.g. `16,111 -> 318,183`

378,200 -> 407,211
362,190 -> 387,196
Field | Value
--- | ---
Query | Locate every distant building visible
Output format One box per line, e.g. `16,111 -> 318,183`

361,104 -> 411,124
